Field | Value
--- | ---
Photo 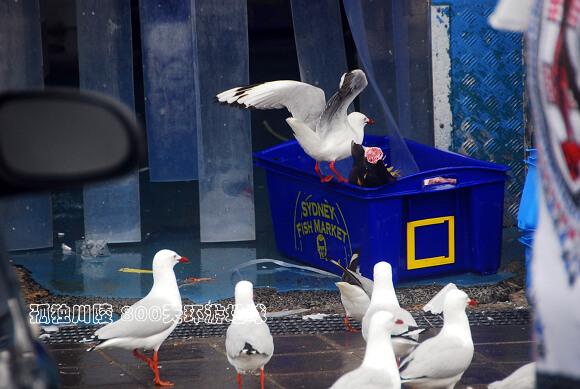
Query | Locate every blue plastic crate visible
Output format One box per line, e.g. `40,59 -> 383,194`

254,135 -> 510,283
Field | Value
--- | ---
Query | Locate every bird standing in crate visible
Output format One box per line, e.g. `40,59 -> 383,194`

217,69 -> 374,183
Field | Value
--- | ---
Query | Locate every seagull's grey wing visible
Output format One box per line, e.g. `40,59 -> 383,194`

331,367 -> 394,389
317,69 -> 368,137
422,283 -> 458,314
345,251 -> 373,296
328,256 -> 373,296
354,273 -> 374,297
216,80 -> 326,129
400,336 -> 473,380
225,321 -> 274,359
94,296 -> 179,340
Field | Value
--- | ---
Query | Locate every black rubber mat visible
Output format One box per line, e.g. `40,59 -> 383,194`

40,309 -> 530,344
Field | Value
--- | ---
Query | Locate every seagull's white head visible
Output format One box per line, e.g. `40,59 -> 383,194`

363,310 -> 398,371
373,261 -> 394,288
152,249 -> 189,272
234,280 -> 254,305
348,112 -> 375,131
368,310 -> 395,335
443,289 -> 476,314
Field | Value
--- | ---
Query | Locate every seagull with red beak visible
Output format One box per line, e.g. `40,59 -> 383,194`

399,289 -> 476,388
217,69 -> 374,183
88,249 -> 189,387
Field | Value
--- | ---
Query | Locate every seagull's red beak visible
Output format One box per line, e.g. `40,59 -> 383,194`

178,256 -> 190,264
367,118 -> 375,125
468,298 -> 477,307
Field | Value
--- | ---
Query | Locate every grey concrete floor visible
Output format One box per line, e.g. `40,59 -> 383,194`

49,324 -> 533,388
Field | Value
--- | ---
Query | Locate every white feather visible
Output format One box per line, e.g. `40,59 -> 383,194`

400,289 -> 474,389
217,70 -> 370,164
488,362 -> 535,389
330,311 -> 401,389
336,282 -> 370,322
362,262 -> 422,360
225,281 -> 274,375
92,249 -> 184,352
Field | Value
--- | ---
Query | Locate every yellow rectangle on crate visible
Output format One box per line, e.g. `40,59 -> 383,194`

407,216 -> 455,270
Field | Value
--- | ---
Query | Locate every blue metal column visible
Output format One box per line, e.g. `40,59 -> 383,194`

139,0 -> 198,181
77,0 -> 141,243
0,0 -> 53,251
290,0 -> 348,98
193,0 -> 255,242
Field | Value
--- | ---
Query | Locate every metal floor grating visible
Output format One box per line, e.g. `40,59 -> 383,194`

40,309 -> 530,344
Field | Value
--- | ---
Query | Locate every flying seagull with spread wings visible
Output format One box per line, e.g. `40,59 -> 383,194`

217,69 -> 373,183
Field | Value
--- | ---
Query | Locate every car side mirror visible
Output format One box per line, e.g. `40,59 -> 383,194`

0,88 -> 145,196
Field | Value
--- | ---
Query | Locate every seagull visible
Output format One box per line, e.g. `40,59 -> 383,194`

226,280 -> 274,389
330,311 -> 401,389
362,261 -> 424,361
326,252 -> 373,331
336,282 -> 369,332
399,289 -> 475,389
488,362 -> 535,389
88,249 -> 189,387
216,69 -> 373,183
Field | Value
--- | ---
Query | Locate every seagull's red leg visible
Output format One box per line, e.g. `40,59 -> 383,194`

329,161 -> 347,183
151,351 -> 174,387
237,373 -> 243,389
315,161 -> 333,183
260,368 -> 265,389
343,315 -> 360,332
133,349 -> 154,369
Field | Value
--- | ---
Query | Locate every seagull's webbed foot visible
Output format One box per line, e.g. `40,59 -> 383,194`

154,378 -> 174,387
329,161 -> 348,183
343,315 -> 360,333
315,161 -> 334,183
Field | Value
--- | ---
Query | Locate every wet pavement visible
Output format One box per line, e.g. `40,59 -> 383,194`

48,324 -> 533,388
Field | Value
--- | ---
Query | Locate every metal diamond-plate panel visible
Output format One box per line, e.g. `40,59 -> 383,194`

432,0 -> 526,225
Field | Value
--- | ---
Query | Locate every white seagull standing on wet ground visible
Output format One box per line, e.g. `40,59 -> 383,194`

216,69 -> 374,183
88,249 -> 189,387
226,280 -> 274,389
362,261 -> 424,362
327,252 -> 373,332
399,289 -> 476,389
330,310 -> 401,389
